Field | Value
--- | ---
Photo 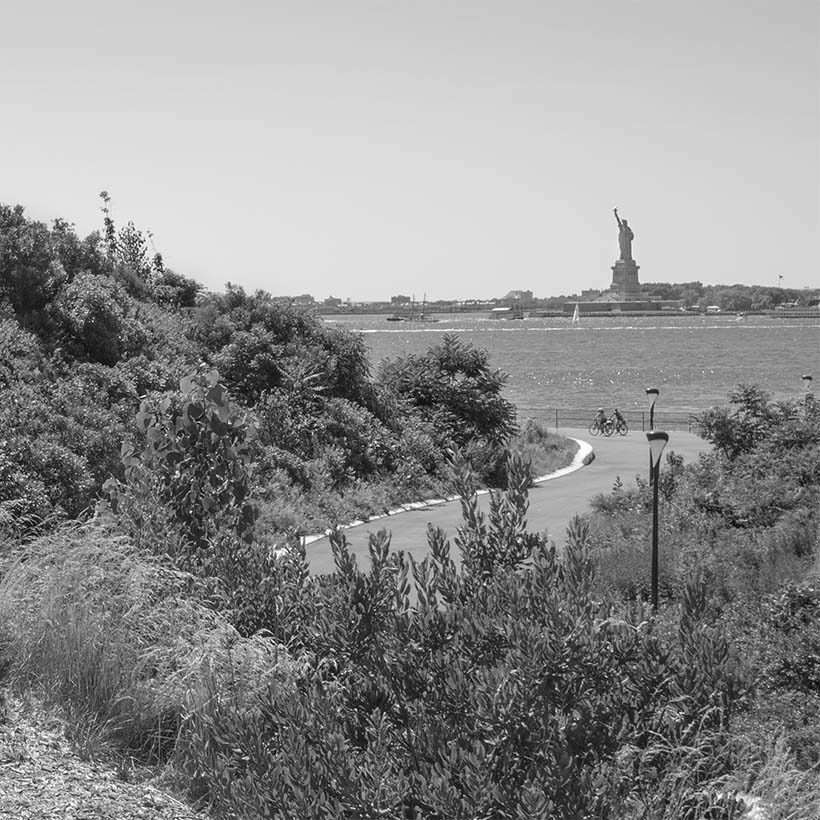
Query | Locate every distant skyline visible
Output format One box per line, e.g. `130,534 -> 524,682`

3,1 -> 818,300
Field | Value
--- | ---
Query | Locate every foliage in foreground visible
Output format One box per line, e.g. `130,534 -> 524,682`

586,384 -> 820,782
0,455 -> 786,819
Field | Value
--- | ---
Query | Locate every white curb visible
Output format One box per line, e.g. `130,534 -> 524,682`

294,438 -> 592,549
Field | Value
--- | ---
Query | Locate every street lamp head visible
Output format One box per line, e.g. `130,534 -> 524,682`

646,388 -> 660,430
803,374 -> 813,386
646,431 -> 669,469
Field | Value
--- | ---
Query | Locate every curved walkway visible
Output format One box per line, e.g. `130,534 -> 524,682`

304,429 -> 710,575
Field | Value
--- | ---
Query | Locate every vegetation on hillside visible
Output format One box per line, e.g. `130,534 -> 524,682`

0,200 -> 573,544
1,200 -> 818,818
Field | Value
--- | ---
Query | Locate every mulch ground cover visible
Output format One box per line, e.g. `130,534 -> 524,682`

0,696 -> 207,820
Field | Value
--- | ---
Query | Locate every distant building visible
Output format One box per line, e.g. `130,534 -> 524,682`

502,289 -> 534,303
324,296 -> 342,307
391,294 -> 412,305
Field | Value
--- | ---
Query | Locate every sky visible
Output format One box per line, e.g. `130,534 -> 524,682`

3,0 -> 818,301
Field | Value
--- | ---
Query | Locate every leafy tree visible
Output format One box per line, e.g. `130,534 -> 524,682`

53,272 -> 129,365
0,328 -> 134,528
99,190 -> 117,258
0,204 -> 66,321
696,384 -> 782,460
191,286 -> 376,408
50,218 -> 110,280
150,267 -> 201,308
378,334 -> 517,480
116,220 -> 150,281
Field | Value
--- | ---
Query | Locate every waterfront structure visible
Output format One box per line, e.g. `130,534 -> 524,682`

611,208 -> 642,300
562,210 -> 681,315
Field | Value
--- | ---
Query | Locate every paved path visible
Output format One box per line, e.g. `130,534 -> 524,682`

304,428 -> 710,574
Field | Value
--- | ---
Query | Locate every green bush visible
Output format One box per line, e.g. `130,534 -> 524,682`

108,370 -> 258,565
511,418 -> 579,480
53,272 -> 129,365
176,457 -> 748,819
378,334 -> 518,484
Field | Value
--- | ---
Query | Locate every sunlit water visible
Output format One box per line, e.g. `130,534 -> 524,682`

327,313 -> 819,414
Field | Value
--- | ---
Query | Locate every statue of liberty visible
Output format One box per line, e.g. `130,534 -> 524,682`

613,208 -> 634,262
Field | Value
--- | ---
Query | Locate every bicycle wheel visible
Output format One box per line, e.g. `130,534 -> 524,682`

618,420 -> 628,436
603,419 -> 614,437
588,421 -> 599,436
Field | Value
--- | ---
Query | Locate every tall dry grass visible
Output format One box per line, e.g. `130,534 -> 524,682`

0,523 -> 300,763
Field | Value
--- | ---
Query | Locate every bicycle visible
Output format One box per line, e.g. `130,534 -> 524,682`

588,417 -> 612,436
609,414 -> 629,436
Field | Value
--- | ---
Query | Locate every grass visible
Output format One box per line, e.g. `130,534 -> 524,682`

511,418 -> 579,479
0,523 -> 247,762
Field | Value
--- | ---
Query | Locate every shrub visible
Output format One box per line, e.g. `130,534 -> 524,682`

53,272 -> 129,365
511,418 -> 579,480
177,457 -> 749,819
0,204 -> 66,320
108,370 -> 258,565
378,333 -> 518,483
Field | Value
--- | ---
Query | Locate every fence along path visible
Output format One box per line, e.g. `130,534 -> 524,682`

518,407 -> 702,433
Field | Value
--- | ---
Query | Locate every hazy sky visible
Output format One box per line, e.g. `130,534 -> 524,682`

3,0 -> 818,301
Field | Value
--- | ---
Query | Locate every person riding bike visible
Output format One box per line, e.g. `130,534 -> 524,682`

610,407 -> 628,435
595,407 -> 607,432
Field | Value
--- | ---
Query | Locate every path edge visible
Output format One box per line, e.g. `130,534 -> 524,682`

299,437 -> 594,548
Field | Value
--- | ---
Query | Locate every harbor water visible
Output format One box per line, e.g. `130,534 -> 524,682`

327,313 -> 820,416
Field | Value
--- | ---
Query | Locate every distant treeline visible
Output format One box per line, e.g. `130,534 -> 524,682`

541,281 -> 819,311
321,283 -> 819,314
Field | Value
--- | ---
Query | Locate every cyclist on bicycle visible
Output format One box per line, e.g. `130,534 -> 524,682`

609,407 -> 628,435
595,407 -> 607,431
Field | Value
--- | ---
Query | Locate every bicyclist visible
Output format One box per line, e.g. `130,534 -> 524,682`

612,408 -> 625,426
595,407 -> 607,431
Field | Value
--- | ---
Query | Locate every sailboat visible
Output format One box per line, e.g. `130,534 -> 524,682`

410,293 -> 439,323
571,303 -> 580,325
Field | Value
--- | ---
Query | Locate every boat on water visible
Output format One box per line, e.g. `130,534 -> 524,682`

571,303 -> 580,325
385,314 -> 405,322
490,303 -> 525,320
406,293 -> 439,323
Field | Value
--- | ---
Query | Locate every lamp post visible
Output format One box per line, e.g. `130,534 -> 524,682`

645,387 -> 660,481
645,387 -> 659,431
646,430 -> 669,612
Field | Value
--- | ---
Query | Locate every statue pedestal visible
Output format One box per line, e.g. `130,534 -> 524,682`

611,259 -> 641,300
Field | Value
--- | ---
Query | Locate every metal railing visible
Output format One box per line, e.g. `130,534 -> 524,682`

517,407 -> 702,433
